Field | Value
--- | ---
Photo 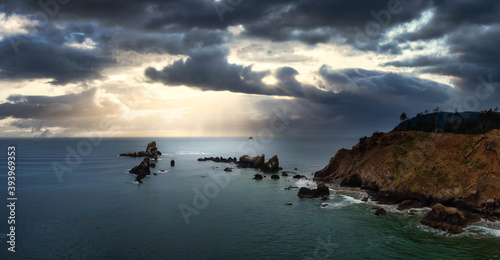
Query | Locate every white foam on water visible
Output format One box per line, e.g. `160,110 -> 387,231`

466,226 -> 500,237
177,151 -> 210,155
320,194 -> 365,209
295,179 -> 316,188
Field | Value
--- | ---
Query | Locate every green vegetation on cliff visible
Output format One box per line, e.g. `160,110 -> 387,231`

394,108 -> 500,134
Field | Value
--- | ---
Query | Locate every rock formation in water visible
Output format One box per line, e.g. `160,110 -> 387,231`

197,157 -> 238,163
237,154 -> 281,172
297,182 -> 330,198
129,158 -> 151,182
314,130 -> 500,232
253,174 -> 263,180
420,203 -> 480,234
197,154 -> 281,173
120,141 -> 162,158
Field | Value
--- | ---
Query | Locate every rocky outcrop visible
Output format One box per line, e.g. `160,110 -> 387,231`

253,174 -> 263,180
297,187 -> 319,198
314,130 -> 500,226
373,207 -> 387,216
261,155 -> 280,172
197,157 -> 238,163
120,141 -> 162,158
271,175 -> 280,179
297,183 -> 330,198
130,158 -> 151,182
420,204 -> 480,234
238,154 -> 266,168
237,154 -> 281,172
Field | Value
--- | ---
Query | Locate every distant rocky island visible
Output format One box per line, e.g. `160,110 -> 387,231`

198,154 -> 282,173
121,141 -> 162,183
314,129 -> 500,233
120,141 -> 162,158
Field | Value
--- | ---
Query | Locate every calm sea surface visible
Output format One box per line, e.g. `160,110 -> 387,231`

0,137 -> 499,259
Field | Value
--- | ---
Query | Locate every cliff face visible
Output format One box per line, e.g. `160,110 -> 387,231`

314,130 -> 500,218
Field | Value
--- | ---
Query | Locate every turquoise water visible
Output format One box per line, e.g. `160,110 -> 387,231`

0,137 -> 499,259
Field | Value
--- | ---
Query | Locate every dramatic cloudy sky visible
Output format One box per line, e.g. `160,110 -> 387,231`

0,0 -> 499,137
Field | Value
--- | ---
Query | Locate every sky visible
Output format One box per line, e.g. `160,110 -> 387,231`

0,0 -> 499,138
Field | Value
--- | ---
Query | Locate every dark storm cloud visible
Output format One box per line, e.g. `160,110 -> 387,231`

384,23 -> 500,93
3,0 -> 429,50
403,0 -> 500,41
0,88 -> 122,120
381,1 -> 500,97
0,39 -> 113,85
146,45 -> 453,111
1,0 -> 499,137
106,28 -> 228,55
145,47 -> 273,95
319,67 -> 452,104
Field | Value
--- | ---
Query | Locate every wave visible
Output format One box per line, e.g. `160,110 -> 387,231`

466,226 -> 500,237
320,194 -> 365,209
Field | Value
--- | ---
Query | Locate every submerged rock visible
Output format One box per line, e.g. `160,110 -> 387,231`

374,208 -> 387,216
271,175 -> 280,180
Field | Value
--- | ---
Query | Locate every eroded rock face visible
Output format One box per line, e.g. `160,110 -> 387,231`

238,154 -> 280,172
297,183 -> 330,198
130,158 -> 151,182
297,187 -> 318,198
238,154 -> 265,168
313,130 -> 500,223
261,155 -> 280,173
420,204 -> 480,234
317,183 -> 330,197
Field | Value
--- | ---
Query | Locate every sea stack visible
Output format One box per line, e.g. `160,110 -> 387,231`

129,158 -> 151,182
120,141 -> 162,158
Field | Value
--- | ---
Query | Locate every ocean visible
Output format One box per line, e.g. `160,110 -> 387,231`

0,137 -> 499,259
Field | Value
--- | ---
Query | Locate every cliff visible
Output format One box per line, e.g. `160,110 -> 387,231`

314,130 -> 500,220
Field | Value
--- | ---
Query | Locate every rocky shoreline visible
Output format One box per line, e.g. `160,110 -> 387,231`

312,130 -> 500,233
